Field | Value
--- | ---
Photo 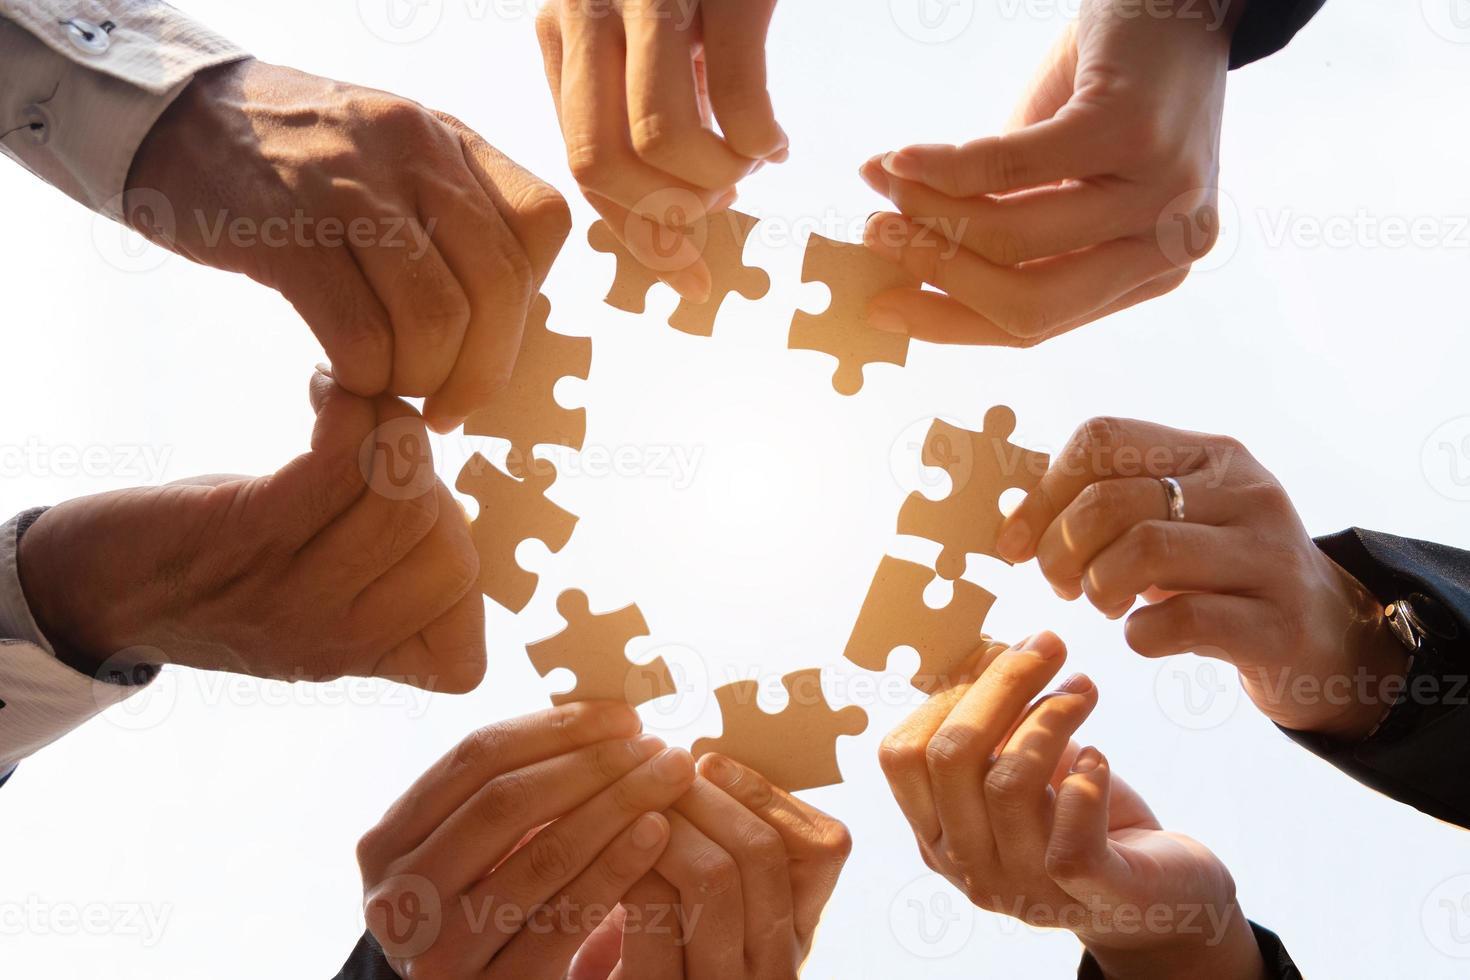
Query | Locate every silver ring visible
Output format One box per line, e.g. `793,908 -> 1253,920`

1160,477 -> 1186,522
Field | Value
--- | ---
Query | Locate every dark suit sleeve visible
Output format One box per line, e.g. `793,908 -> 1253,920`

1229,0 -> 1327,68
332,931 -> 397,980
1283,529 -> 1470,829
1077,921 -> 1301,978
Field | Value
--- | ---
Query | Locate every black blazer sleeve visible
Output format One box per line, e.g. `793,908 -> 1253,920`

1229,0 -> 1327,68
332,932 -> 397,980
1284,529 -> 1470,829
1078,921 -> 1301,978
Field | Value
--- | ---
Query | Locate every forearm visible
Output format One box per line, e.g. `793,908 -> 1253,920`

1084,908 -> 1266,980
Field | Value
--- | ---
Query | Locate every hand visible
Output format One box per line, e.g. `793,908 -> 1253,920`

995,417 -> 1409,740
18,369 -> 485,691
880,634 -> 1266,980
356,703 -> 698,978
126,58 -> 571,432
567,754 -> 851,979
858,0 -> 1235,346
536,0 -> 787,301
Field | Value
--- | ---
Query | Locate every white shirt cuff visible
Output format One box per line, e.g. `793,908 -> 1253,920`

0,1 -> 249,218
0,509 -> 150,775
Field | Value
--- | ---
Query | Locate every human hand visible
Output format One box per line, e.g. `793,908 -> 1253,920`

568,754 -> 851,979
859,0 -> 1235,346
995,417 -> 1409,740
536,0 -> 787,301
18,369 -> 485,691
356,703 -> 697,978
126,58 -> 571,432
880,634 -> 1265,980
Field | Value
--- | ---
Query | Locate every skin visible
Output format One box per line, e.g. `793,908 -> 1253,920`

355,703 -> 697,978
859,0 -> 1237,346
127,58 -> 571,432
18,369 -> 485,692
881,635 -> 1267,980
567,755 -> 852,980
995,417 -> 1409,741
536,0 -> 788,302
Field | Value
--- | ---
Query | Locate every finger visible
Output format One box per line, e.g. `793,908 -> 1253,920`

927,635 -> 1068,861
616,873 -> 684,980
271,246 -> 393,397
587,192 -> 714,303
1124,593 -> 1281,662
653,813 -> 744,979
624,0 -> 754,189
860,156 -> 1145,265
1007,21 -> 1079,130
1045,748 -> 1132,901
1035,471 -> 1242,600
348,212 -> 471,397
373,579 -> 486,694
700,0 -> 787,160
351,481 -> 475,640
878,678 -> 975,847
986,674 -> 1098,873
673,777 -> 795,976
567,903 -> 628,980
361,703 -> 644,870
863,213 -> 1173,342
264,370 -> 375,546
491,812 -> 672,979
700,755 -> 851,943
879,109 -> 1115,197
999,418 -> 1229,564
1083,522 -> 1262,614
465,748 -> 697,964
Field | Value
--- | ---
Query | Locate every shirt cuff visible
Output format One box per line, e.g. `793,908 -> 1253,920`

0,1 -> 249,218
0,508 -> 152,773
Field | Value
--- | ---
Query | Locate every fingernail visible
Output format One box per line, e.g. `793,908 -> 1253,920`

632,734 -> 666,760
653,747 -> 693,784
996,518 -> 1031,562
881,150 -> 923,181
1072,747 -> 1103,774
702,754 -> 737,788
314,362 -> 333,376
631,812 -> 666,850
1057,673 -> 1093,695
1017,632 -> 1062,659
868,306 -> 909,335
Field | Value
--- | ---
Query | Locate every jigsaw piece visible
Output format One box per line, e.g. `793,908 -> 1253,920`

455,453 -> 578,613
464,294 -> 590,479
897,406 -> 1050,580
844,556 -> 997,694
788,233 -> 919,395
692,669 -> 868,792
588,209 -> 770,337
526,590 -> 678,708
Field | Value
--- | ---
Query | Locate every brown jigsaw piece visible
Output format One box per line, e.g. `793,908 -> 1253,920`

897,406 -> 1050,580
692,669 -> 868,792
455,453 -> 578,613
789,233 -> 919,395
844,556 -> 998,694
587,210 -> 770,337
526,590 -> 678,708
464,294 -> 590,479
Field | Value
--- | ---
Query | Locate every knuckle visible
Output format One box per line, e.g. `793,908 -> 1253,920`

821,822 -> 854,863
692,850 -> 740,899
1132,521 -> 1175,565
737,824 -> 788,873
449,724 -> 507,778
355,823 -> 388,870
877,735 -> 925,780
1044,844 -> 1094,882
374,97 -> 435,134
982,757 -> 1032,808
527,830 -> 578,885
566,142 -> 618,189
608,773 -> 646,816
629,113 -> 689,166
478,770 -> 534,828
974,224 -> 1028,267
522,185 -> 573,247
923,729 -> 973,777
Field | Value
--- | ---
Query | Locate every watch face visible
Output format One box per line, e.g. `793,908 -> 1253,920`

1405,592 -> 1461,641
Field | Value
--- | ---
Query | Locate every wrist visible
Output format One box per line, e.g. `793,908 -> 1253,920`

1086,906 -> 1265,980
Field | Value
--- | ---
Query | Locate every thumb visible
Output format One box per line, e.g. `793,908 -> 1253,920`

1044,747 -> 1130,901
1007,21 -> 1080,131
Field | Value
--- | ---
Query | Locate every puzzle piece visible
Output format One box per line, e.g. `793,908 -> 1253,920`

692,669 -> 868,792
897,406 -> 1050,580
588,209 -> 770,337
526,590 -> 678,708
464,294 -> 590,479
455,453 -> 578,613
844,556 -> 997,694
788,233 -> 919,395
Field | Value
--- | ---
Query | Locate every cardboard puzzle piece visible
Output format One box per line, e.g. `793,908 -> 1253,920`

455,453 -> 578,613
844,556 -> 998,694
464,294 -> 590,479
788,233 -> 919,395
526,590 -> 677,708
692,669 -> 869,792
588,209 -> 770,337
897,406 -> 1050,580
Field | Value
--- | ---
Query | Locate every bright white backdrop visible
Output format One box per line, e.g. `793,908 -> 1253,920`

4,1 -> 1470,976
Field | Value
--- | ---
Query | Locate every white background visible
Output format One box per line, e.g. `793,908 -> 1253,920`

4,0 -> 1470,976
